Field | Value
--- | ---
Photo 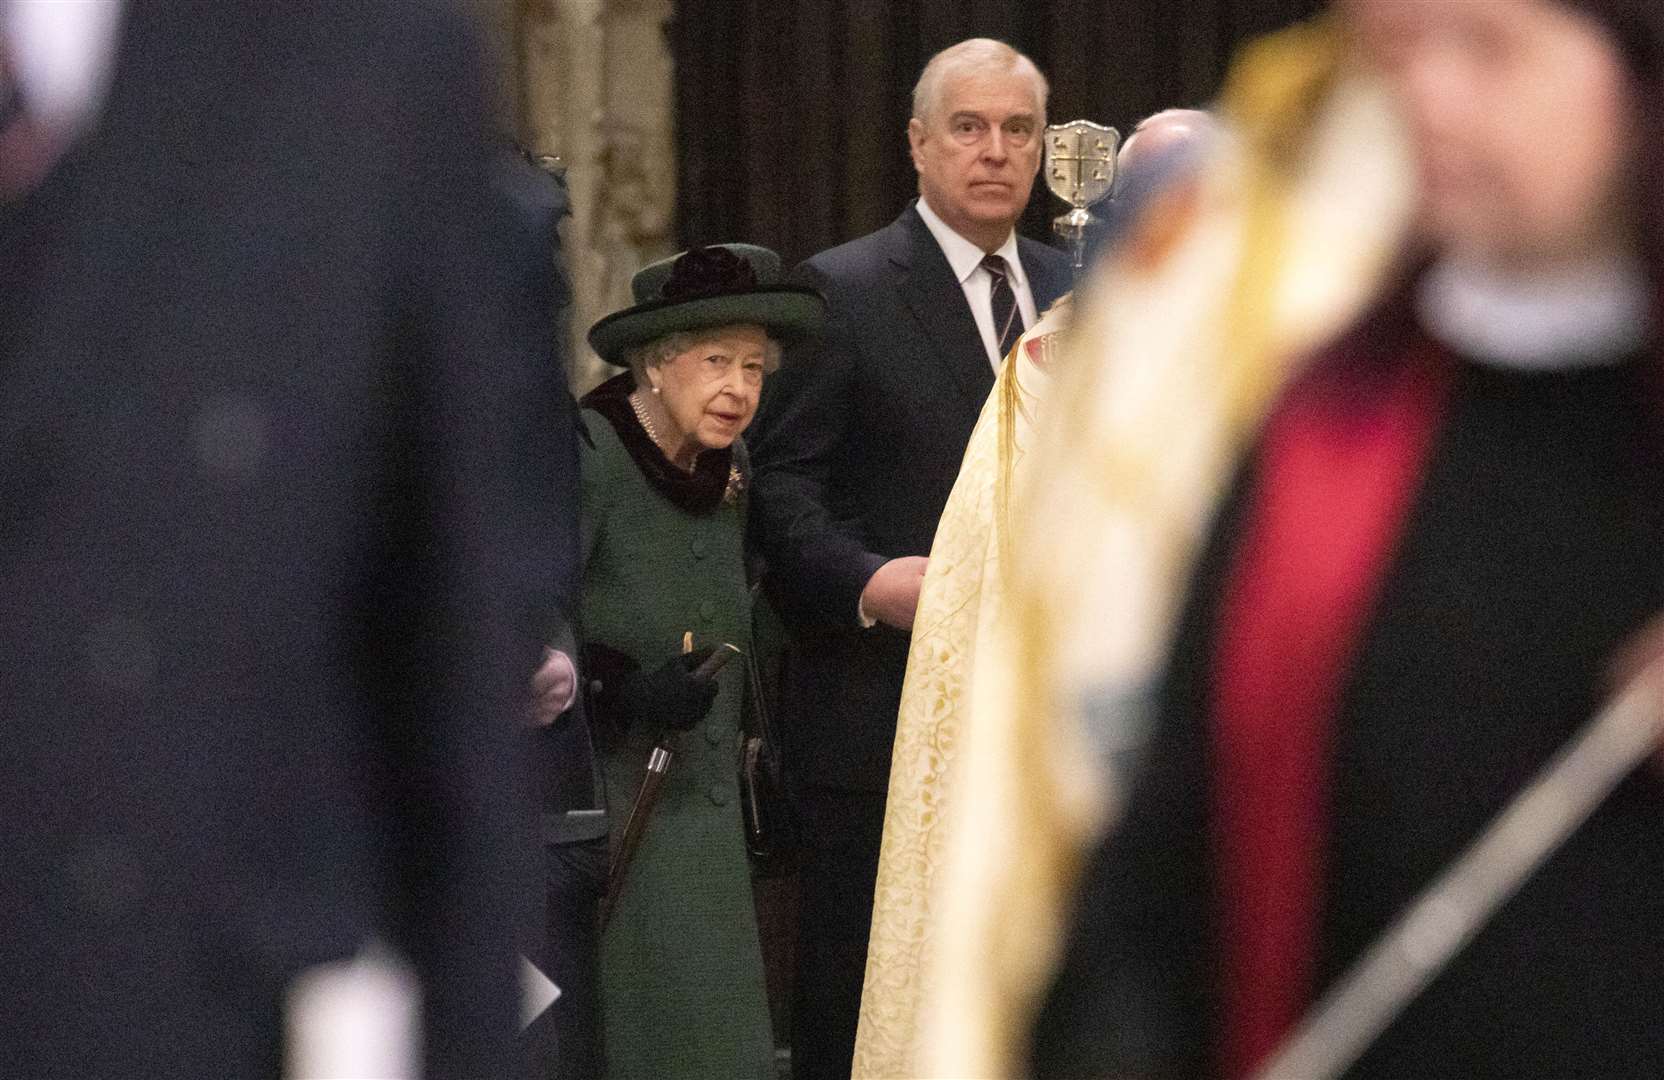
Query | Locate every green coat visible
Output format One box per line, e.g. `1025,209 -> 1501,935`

578,410 -> 773,1080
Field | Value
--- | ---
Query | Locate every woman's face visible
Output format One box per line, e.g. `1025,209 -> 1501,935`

1350,0 -> 1636,267
646,324 -> 773,453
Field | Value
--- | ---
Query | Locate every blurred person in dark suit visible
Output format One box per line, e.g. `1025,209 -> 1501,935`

0,2 -> 570,1076
500,143 -> 609,1080
745,37 -> 1072,1080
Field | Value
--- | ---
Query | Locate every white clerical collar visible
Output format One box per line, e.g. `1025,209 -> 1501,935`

916,195 -> 1026,290
4,0 -> 125,137
1416,252 -> 1651,371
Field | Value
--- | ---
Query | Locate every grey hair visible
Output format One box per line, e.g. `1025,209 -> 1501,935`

624,326 -> 783,383
911,38 -> 1048,126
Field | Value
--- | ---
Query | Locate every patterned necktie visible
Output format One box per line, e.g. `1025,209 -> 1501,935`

982,254 -> 1023,360
0,40 -> 59,201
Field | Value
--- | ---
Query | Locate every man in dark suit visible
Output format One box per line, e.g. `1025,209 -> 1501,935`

746,37 -> 1072,1080
0,3 -> 569,1076
498,145 -> 609,1080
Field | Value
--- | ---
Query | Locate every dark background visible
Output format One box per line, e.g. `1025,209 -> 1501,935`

670,0 -> 1325,266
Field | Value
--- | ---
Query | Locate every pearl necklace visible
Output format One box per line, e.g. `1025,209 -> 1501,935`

628,390 -> 663,446
630,388 -> 743,502
632,389 -> 702,475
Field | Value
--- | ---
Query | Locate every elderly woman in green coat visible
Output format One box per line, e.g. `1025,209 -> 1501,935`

577,244 -> 824,1079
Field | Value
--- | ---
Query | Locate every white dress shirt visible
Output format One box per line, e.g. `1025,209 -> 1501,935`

4,0 -> 124,136
855,197 -> 1039,627
915,194 -> 1038,370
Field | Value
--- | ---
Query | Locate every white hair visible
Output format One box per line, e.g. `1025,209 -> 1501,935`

624,326 -> 782,383
911,38 -> 1048,126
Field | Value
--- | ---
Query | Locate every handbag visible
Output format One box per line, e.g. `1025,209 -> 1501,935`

738,647 -> 799,878
733,441 -> 799,876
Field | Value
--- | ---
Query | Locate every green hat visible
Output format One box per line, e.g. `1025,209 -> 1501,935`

587,243 -> 826,365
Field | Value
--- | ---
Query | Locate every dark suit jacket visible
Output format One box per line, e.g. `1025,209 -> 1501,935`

494,147 -> 608,1080
748,203 -> 1070,792
492,149 -> 604,842
0,5 -> 568,1077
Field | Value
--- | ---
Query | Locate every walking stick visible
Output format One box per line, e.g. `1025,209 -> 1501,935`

599,635 -> 740,927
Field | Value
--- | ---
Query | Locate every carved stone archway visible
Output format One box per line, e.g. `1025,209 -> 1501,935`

485,0 -> 678,392
526,0 -> 678,393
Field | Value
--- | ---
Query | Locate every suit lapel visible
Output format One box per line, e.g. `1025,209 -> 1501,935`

887,205 -> 996,406
1020,237 -> 1073,312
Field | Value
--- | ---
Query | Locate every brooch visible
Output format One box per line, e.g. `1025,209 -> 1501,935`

723,464 -> 746,506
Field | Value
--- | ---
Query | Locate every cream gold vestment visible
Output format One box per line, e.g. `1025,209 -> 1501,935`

853,19 -> 1419,1078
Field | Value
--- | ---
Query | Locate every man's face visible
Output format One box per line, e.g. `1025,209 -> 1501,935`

1350,0 -> 1635,266
908,68 -> 1044,246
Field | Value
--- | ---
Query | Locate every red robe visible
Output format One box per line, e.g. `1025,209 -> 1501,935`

1034,286 -> 1664,1079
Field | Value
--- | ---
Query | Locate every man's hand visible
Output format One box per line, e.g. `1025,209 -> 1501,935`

859,556 -> 930,632
526,647 -> 578,727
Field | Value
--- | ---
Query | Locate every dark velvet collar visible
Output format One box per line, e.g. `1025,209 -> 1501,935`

581,372 -> 738,516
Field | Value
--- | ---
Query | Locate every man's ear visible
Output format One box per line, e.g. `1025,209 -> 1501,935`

907,117 -> 927,170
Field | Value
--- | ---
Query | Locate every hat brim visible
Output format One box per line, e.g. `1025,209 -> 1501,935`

587,286 -> 827,366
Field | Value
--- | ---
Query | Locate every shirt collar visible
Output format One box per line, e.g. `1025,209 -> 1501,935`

1416,252 -> 1650,371
916,195 -> 1026,290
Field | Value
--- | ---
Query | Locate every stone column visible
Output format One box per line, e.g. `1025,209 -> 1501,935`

516,0 -> 676,393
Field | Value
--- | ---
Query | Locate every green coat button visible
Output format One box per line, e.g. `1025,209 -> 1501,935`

706,784 -> 730,807
698,600 -> 716,621
691,538 -> 709,559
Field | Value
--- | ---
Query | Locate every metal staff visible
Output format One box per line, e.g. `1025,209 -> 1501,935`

1251,657 -> 1664,1080
1043,120 -> 1119,271
599,637 -> 741,927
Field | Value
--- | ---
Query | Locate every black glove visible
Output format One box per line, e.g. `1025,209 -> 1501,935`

583,644 -> 719,735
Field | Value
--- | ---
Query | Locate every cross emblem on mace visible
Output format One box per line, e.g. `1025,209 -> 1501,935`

1043,119 -> 1121,269
1048,128 -> 1118,209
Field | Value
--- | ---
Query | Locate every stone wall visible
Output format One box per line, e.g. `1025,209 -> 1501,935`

485,0 -> 679,392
